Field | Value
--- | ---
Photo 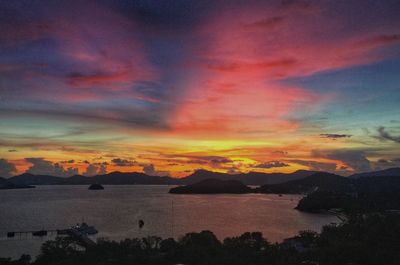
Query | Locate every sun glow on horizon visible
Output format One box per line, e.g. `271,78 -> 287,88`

1,1 -> 400,178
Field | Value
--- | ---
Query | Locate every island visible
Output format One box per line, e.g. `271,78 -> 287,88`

295,174 -> 400,213
88,183 -> 104,190
169,178 -> 253,194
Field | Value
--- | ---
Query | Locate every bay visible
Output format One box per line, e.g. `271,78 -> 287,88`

0,185 -> 337,259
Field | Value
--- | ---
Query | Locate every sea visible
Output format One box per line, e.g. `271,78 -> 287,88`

0,185 -> 338,259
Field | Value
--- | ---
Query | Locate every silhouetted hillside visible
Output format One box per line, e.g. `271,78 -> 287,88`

0,177 -> 8,185
258,172 -> 350,194
9,173 -> 62,185
169,179 -> 253,194
296,174 -> 400,213
350,167 -> 400,178
64,175 -> 92,185
0,177 -> 12,189
8,168 -> 400,188
355,175 -> 400,193
7,169 -> 317,186
182,169 -> 317,185
0,176 -> 35,189
8,172 -> 181,185
92,172 -> 180,185
183,169 -> 230,183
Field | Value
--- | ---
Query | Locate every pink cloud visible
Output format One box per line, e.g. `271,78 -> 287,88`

67,71 -> 131,88
0,1 -> 157,106
2,1 -> 160,105
169,3 -> 399,137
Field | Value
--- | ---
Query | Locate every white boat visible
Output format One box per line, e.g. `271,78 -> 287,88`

72,222 -> 98,235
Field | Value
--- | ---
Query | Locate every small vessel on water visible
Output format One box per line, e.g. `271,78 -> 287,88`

138,219 -> 144,229
7,232 -> 15,238
88,183 -> 104,190
72,222 -> 98,235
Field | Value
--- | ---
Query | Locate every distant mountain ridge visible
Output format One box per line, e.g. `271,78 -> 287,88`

8,172 -> 182,186
4,167 -> 400,187
181,169 -> 318,185
5,169 -> 318,186
170,167 -> 400,196
9,173 -> 63,185
257,172 -> 350,194
169,179 -> 253,194
0,176 -> 34,190
258,168 -> 400,195
350,167 -> 400,178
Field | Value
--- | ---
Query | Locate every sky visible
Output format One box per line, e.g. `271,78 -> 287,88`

1,0 -> 400,178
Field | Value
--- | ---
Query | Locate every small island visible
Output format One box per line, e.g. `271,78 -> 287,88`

88,183 -> 104,190
169,178 -> 253,194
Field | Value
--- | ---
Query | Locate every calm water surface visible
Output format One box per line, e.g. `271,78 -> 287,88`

0,185 -> 338,258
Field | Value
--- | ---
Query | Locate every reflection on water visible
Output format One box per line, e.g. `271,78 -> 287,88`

0,185 -> 337,258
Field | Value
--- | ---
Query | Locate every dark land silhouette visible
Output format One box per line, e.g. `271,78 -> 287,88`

7,172 -> 181,186
350,167 -> 400,178
5,167 -> 400,187
182,169 -> 318,185
87,184 -> 104,190
4,169 -> 321,186
169,179 -> 253,194
168,169 -> 400,215
0,177 -> 34,190
296,175 -> 400,213
257,172 -> 350,194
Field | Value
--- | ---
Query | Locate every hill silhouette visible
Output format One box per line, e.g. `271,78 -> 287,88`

9,173 -> 62,185
6,169 -> 317,186
0,176 -> 34,189
5,167 -> 400,188
7,172 -> 181,186
257,172 -> 350,194
169,179 -> 253,194
350,167 -> 400,178
296,172 -> 400,213
181,169 -> 317,185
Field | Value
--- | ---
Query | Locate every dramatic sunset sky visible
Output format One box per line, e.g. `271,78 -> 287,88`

1,0 -> 400,177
